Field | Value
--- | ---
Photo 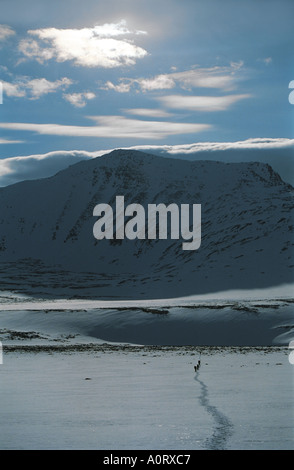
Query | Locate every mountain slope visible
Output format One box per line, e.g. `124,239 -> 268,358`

0,149 -> 293,299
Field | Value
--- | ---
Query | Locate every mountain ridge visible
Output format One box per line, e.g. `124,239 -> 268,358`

0,149 -> 293,299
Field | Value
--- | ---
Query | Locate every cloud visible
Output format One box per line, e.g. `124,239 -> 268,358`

0,150 -> 100,187
0,65 -> 11,75
26,77 -> 73,99
2,77 -> 73,99
129,138 -> 294,154
136,74 -> 175,92
0,138 -> 23,144
0,24 -> 15,42
103,63 -> 245,93
157,94 -> 251,112
19,20 -> 148,68
105,74 -> 175,93
79,20 -> 147,37
124,108 -> 174,118
168,66 -> 241,90
1,138 -> 293,187
0,116 -> 211,140
258,57 -> 272,66
1,81 -> 26,98
102,81 -> 132,93
18,39 -> 55,63
63,92 -> 96,107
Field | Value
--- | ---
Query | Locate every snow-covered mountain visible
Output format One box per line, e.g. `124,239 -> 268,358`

0,149 -> 293,299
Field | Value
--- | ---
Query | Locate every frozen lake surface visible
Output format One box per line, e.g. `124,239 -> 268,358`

0,345 -> 293,450
0,290 -> 293,450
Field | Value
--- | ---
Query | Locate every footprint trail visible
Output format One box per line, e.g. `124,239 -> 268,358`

194,370 -> 234,450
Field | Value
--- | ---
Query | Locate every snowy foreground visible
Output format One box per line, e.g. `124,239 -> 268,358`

0,346 -> 293,450
0,289 -> 293,450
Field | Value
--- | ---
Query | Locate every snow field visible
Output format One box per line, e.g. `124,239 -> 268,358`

0,346 -> 292,450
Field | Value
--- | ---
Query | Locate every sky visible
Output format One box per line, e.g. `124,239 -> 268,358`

0,0 -> 294,185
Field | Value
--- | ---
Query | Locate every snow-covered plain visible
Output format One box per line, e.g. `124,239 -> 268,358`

0,345 -> 292,450
0,289 -> 293,450
0,284 -> 293,347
